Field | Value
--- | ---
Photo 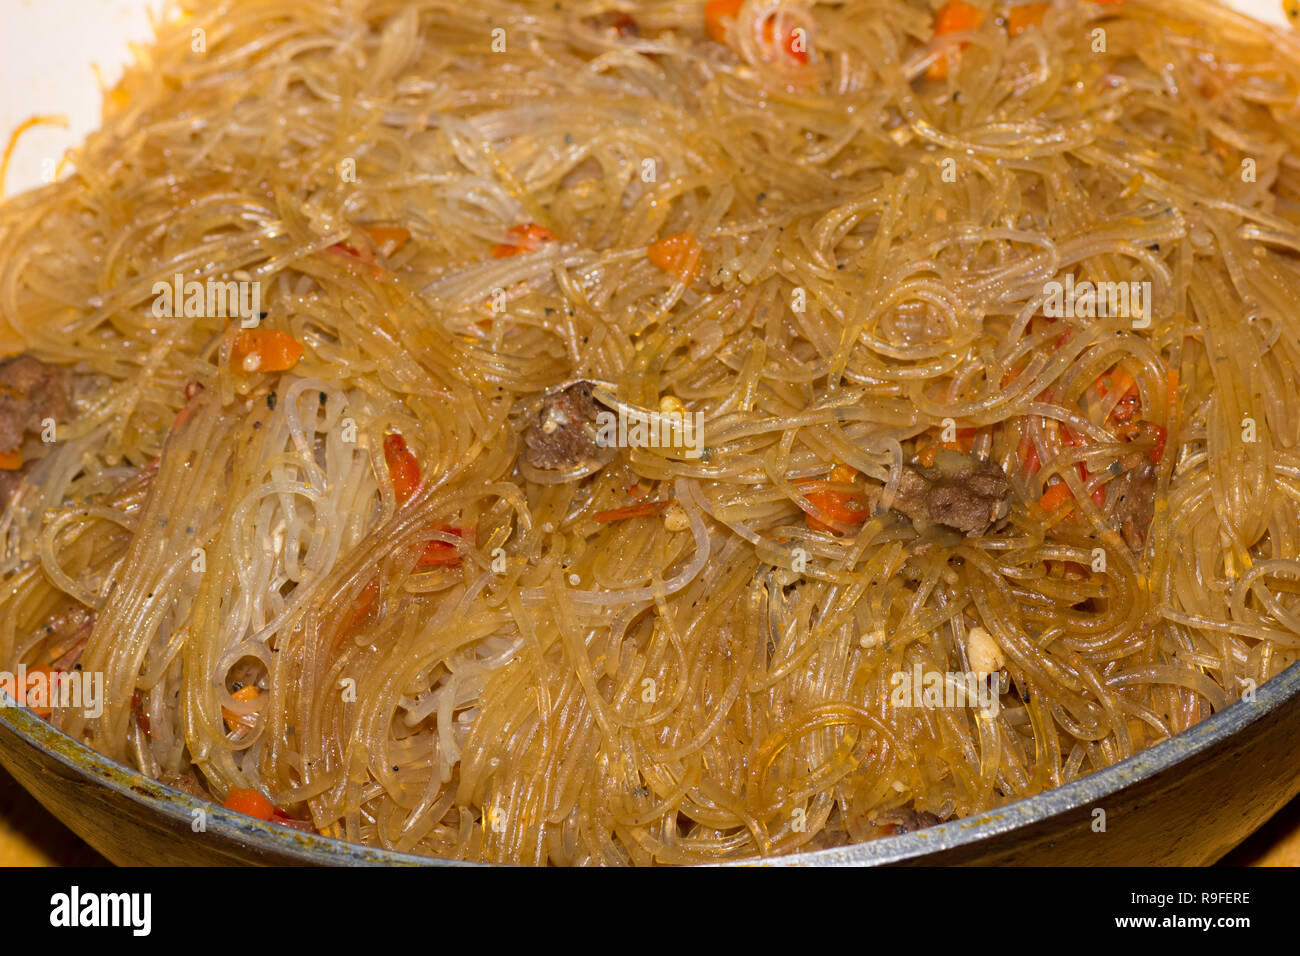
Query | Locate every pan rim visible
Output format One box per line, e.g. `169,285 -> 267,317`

1,656 -> 1297,866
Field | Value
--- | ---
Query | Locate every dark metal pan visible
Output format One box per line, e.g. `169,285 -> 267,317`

1,657 -> 1297,865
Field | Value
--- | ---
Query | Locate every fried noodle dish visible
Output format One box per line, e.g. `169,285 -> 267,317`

2,0 -> 1300,864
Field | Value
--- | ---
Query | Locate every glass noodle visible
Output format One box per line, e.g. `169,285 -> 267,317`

0,0 -> 1299,863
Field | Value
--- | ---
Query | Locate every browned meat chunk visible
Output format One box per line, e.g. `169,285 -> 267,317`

159,770 -> 211,800
0,355 -> 70,453
1113,459 -> 1157,552
0,356 -> 73,513
873,805 -> 944,835
893,449 -> 1012,536
524,381 -> 605,470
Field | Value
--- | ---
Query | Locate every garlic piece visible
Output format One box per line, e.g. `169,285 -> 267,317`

663,501 -> 690,532
967,626 -> 1005,677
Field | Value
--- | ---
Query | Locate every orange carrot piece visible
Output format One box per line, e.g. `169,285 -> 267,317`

927,0 -> 986,79
707,0 -> 807,61
1007,2 -> 1048,36
1039,481 -> 1072,513
917,426 -> 979,465
705,0 -> 744,42
221,684 -> 260,733
232,329 -> 302,374
1057,422 -> 1087,448
224,787 -> 276,820
492,223 -> 558,258
15,664 -> 62,718
1109,381 -> 1141,425
360,226 -> 411,250
1100,366 -> 1137,401
803,489 -> 869,530
800,466 -> 869,533
762,16 -> 809,62
647,231 -> 704,284
0,448 -> 21,470
1048,560 -> 1089,579
935,0 -> 986,33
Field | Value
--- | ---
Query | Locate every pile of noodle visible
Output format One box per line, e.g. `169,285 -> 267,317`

1,0 -> 1300,864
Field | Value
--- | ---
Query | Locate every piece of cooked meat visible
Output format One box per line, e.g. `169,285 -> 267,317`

873,805 -> 945,835
892,448 -> 1013,536
0,356 -> 73,513
159,770 -> 211,800
0,355 -> 70,453
523,381 -> 605,470
1112,459 -> 1157,552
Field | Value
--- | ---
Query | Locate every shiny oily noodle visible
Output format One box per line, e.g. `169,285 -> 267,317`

2,0 -> 1300,866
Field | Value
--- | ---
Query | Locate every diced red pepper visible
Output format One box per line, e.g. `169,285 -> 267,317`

131,688 -> 152,738
1078,461 -> 1107,508
381,434 -> 466,568
1148,423 -> 1167,464
269,809 -> 316,831
1119,421 -> 1168,465
417,525 -> 467,568
383,433 -> 422,505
